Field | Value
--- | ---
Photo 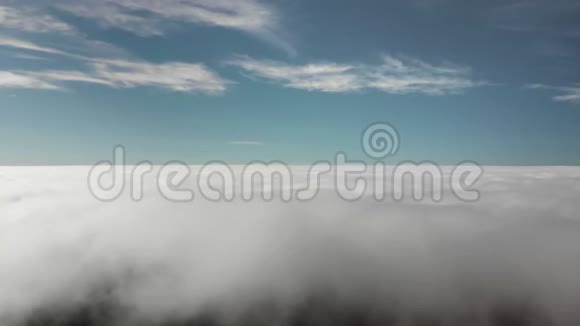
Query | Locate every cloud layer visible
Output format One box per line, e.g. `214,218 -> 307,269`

1,166 -> 580,325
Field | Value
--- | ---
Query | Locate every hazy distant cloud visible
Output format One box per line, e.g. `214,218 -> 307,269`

230,55 -> 483,95
229,141 -> 265,146
0,60 -> 229,94
0,5 -> 74,34
525,83 -> 580,103
489,0 -> 580,35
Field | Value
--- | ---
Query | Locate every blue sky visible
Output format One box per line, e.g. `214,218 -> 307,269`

0,0 -> 579,165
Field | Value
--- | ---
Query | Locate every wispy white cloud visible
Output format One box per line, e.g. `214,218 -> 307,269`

368,56 -> 480,95
0,1 -> 291,54
24,70 -> 116,87
9,53 -> 51,61
0,32 -> 229,94
554,89 -> 580,103
231,56 -> 362,93
0,33 -> 136,68
55,0 -> 279,37
0,35 -> 132,63
230,55 -> 483,95
0,37 -> 74,57
0,59 -> 229,94
0,5 -> 74,34
0,1 -> 277,36
525,83 -> 580,103
0,71 -> 61,90
88,59 -> 230,94
53,1 -> 165,37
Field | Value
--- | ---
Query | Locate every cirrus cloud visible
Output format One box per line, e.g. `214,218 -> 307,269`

229,55 -> 485,95
0,4 -> 74,34
0,0 -> 283,44
0,71 -> 61,90
525,83 -> 580,103
57,0 -> 277,36
0,37 -> 77,57
0,59 -> 229,94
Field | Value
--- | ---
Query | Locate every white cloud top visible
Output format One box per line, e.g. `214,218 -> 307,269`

1,166 -> 580,324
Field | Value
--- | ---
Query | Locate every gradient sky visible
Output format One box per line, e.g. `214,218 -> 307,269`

0,0 -> 579,165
